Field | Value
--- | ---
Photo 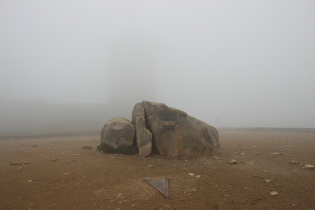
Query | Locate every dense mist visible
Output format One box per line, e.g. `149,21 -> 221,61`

1,0 -> 315,135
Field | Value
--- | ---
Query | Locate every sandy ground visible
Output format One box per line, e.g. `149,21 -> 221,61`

1,130 -> 315,210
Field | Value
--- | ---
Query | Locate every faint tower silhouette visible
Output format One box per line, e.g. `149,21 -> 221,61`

108,35 -> 157,119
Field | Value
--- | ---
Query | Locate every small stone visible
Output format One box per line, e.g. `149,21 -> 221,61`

146,164 -> 154,168
265,179 -> 272,183
62,172 -> 70,175
280,145 -> 291,148
304,164 -> 315,169
27,180 -> 32,183
9,162 -> 21,166
196,175 -> 201,178
82,146 -> 92,149
188,173 -> 194,176
270,152 -> 282,155
213,156 -> 220,160
270,191 -> 278,196
289,160 -> 299,164
228,159 -> 237,165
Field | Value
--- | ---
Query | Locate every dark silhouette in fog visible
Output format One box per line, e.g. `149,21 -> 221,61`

1,1 -> 314,135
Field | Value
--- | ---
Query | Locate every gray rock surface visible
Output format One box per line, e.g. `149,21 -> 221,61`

99,101 -> 220,156
99,117 -> 136,154
139,100 -> 220,156
132,102 -> 152,156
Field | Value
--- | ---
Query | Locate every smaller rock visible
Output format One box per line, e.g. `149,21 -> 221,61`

270,191 -> 278,196
82,146 -> 92,149
27,180 -> 32,183
196,175 -> 201,178
99,117 -> 136,154
188,173 -> 194,176
228,159 -> 238,165
146,164 -> 154,168
213,156 -> 220,160
264,179 -> 272,183
289,160 -> 299,164
304,164 -> 315,169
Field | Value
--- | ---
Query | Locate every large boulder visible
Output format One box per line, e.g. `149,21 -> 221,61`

98,117 -> 137,154
141,101 -> 220,156
132,103 -> 153,156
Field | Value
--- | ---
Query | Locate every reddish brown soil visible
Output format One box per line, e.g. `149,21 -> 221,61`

1,130 -> 315,209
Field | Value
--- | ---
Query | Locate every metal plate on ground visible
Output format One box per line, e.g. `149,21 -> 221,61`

144,178 -> 169,198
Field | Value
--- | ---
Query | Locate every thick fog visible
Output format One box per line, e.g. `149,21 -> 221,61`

1,0 -> 315,134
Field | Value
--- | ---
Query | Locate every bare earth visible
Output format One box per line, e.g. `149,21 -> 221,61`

1,130 -> 314,210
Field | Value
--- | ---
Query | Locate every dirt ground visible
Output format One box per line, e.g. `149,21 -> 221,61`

1,130 -> 314,210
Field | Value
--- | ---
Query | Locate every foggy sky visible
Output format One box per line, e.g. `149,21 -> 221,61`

1,0 -> 315,128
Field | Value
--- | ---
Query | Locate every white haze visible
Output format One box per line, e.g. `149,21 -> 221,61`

1,0 -> 315,132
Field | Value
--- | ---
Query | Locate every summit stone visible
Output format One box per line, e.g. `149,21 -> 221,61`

136,101 -> 220,156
